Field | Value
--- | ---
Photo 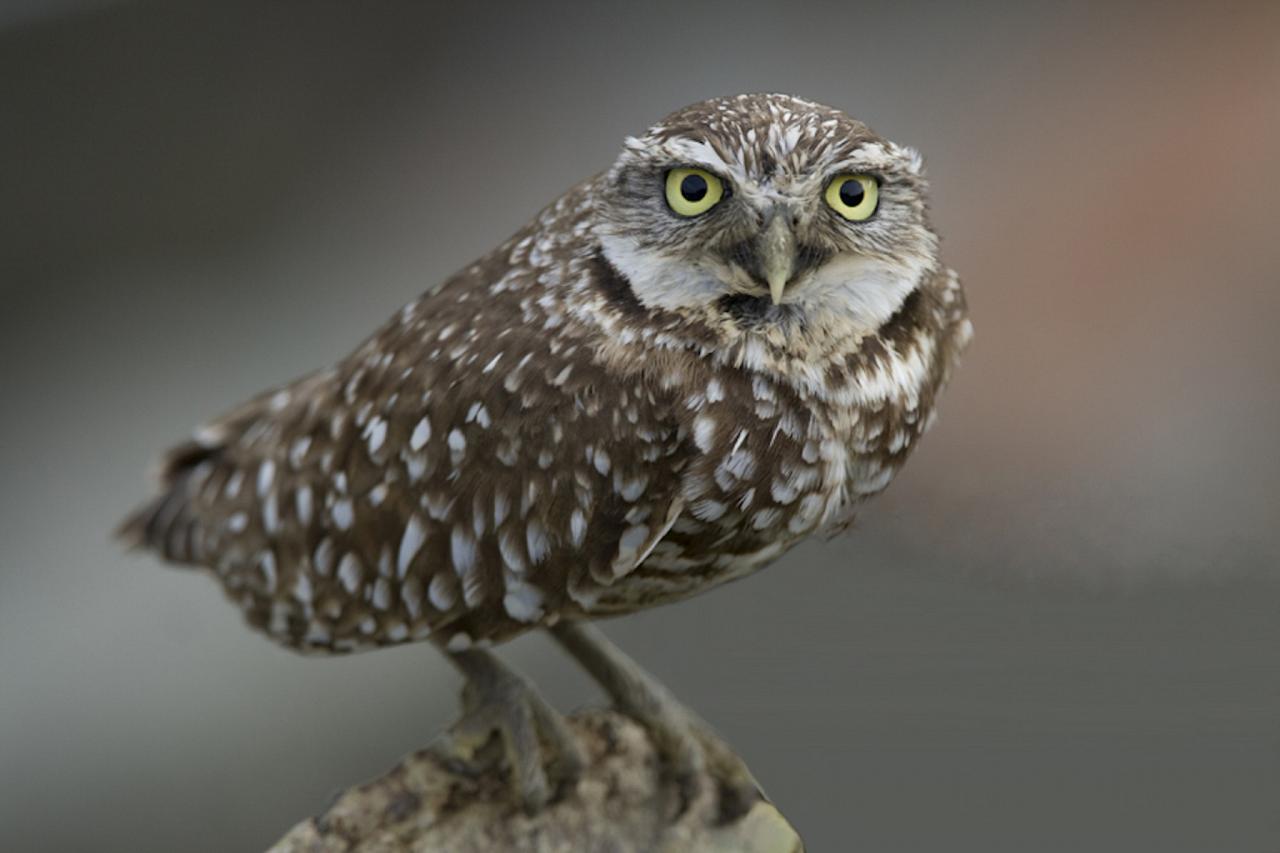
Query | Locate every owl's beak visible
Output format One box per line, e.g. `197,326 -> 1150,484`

759,212 -> 796,305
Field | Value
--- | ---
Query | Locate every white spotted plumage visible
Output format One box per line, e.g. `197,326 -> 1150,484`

120,93 -> 969,655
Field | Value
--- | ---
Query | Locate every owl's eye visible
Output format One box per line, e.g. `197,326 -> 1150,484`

665,168 -> 725,217
824,174 -> 879,221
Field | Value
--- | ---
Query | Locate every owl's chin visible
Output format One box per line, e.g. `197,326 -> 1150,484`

596,232 -> 728,312
596,231 -> 929,347
714,291 -> 802,328
787,252 -> 930,335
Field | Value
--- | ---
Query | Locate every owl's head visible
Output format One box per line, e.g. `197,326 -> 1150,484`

595,94 -> 939,339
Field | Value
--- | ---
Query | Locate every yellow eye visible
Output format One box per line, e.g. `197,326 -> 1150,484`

665,168 -> 724,217
824,174 -> 879,221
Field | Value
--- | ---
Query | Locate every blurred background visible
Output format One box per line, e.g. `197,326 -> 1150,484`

2,1 -> 1277,850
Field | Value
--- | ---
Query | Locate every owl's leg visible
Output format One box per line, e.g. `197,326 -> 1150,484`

440,647 -> 585,813
548,621 -> 763,821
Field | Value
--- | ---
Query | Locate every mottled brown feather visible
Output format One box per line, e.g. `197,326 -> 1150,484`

121,93 -> 971,656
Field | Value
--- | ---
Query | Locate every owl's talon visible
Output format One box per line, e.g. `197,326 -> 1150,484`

550,621 -> 763,821
688,720 -> 764,822
644,711 -> 707,816
648,706 -> 763,821
445,647 -> 584,813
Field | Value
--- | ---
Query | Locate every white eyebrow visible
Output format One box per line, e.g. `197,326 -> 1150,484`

662,137 -> 732,174
827,141 -> 921,177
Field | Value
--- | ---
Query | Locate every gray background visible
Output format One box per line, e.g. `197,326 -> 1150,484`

2,1 -> 1278,850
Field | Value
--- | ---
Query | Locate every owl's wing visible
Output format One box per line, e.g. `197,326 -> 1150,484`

120,244 -> 691,651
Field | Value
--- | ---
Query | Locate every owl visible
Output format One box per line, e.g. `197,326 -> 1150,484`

121,93 -> 971,814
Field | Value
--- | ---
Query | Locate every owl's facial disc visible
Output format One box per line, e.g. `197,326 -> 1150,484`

597,94 -> 940,336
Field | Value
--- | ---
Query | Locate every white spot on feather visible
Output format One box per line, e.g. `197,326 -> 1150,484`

257,551 -> 277,592
256,460 -> 275,497
752,508 -> 782,530
693,415 -> 716,452
526,519 -> 550,564
428,573 -> 457,610
364,417 -> 387,456
372,577 -> 392,610
398,515 -> 427,578
448,428 -> 467,464
338,553 -> 363,594
292,572 -> 313,604
331,499 -> 354,530
770,479 -> 800,504
289,436 -> 312,469
611,523 -> 654,578
503,579 -> 545,623
401,577 -> 424,619
409,417 -> 432,451
493,491 -> 510,526
569,508 -> 588,547
616,474 -> 647,502
405,453 -> 429,482
262,492 -> 280,534
313,538 -> 335,574
499,528 -> 526,573
450,526 -> 476,575
294,486 -> 313,525
550,365 -> 573,386
718,449 -> 756,483
691,499 -> 726,521
465,402 -> 491,428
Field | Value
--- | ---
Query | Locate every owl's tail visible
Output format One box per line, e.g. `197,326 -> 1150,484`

116,439 -> 222,567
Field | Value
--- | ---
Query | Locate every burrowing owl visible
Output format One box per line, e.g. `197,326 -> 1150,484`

121,93 -> 971,812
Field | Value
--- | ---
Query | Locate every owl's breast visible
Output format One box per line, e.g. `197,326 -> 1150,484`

574,268 -> 968,613
647,325 -> 949,583
593,368 -> 903,609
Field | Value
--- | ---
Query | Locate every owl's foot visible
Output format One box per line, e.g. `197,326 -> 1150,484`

549,621 -> 764,823
440,647 -> 586,813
